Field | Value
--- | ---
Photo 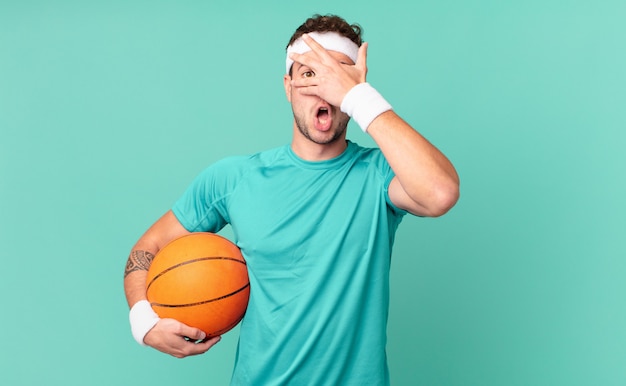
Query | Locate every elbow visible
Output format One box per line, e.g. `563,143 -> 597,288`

424,182 -> 460,217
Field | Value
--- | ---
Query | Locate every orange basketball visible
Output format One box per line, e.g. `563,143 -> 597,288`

146,232 -> 249,338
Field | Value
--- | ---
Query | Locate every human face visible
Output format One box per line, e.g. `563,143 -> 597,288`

284,51 -> 352,146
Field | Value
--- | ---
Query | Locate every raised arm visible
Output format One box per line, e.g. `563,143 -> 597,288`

288,34 -> 459,217
123,210 -> 221,357
366,111 -> 459,217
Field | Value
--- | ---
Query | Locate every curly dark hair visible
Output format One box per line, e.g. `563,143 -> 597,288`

286,14 -> 363,50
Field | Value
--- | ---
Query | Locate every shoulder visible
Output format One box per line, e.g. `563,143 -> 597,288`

191,145 -> 288,186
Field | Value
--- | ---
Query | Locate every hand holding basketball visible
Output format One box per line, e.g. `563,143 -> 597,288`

144,318 -> 221,358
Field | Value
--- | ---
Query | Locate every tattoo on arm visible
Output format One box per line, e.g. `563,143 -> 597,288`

124,250 -> 155,278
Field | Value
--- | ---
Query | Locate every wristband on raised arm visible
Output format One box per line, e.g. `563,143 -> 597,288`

340,82 -> 392,132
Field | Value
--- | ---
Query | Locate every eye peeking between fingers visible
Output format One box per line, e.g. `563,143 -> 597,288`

301,70 -> 315,78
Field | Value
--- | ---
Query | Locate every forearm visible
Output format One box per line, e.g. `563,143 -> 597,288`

124,249 -> 156,308
123,210 -> 191,308
367,110 -> 460,216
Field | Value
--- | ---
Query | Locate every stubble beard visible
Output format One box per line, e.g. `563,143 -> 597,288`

293,110 -> 349,145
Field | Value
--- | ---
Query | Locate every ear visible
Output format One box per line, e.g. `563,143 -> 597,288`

283,74 -> 292,103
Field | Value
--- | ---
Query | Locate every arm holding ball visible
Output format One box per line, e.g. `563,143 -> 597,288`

123,210 -> 221,358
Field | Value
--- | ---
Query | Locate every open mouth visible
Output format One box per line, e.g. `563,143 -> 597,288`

315,106 -> 331,130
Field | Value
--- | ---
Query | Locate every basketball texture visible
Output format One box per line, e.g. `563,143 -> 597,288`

146,232 -> 249,337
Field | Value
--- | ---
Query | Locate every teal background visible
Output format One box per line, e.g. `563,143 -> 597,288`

1,0 -> 625,385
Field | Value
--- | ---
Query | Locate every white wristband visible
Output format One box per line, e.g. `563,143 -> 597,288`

129,300 -> 160,346
340,82 -> 392,132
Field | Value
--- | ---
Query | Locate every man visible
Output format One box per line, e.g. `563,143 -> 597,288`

124,14 -> 459,385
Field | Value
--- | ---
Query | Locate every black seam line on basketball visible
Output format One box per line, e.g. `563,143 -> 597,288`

146,256 -> 246,292
150,283 -> 250,308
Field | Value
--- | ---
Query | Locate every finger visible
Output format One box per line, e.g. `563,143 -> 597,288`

357,42 -> 368,70
197,335 -> 221,349
288,52 -> 322,71
295,85 -> 319,97
290,79 -> 319,95
291,76 -> 318,88
302,34 -> 347,68
184,335 -> 221,348
290,75 -> 320,95
301,34 -> 332,61
178,324 -> 207,342
177,335 -> 221,357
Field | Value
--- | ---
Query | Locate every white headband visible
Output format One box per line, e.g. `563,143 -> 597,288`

286,31 -> 359,74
